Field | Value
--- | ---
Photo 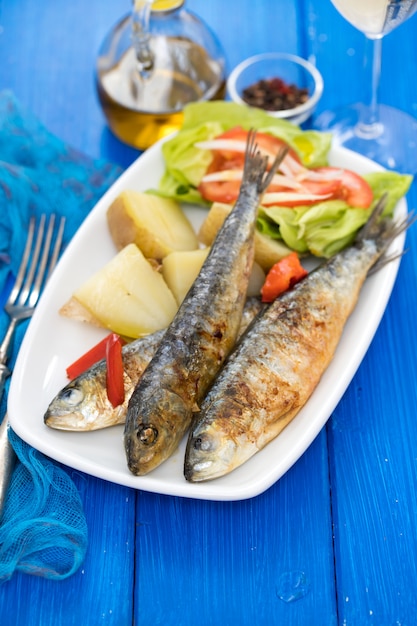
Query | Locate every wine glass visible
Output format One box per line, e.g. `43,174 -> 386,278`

315,0 -> 417,174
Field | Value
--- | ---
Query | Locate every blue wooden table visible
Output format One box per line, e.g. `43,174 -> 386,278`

1,1 -> 417,624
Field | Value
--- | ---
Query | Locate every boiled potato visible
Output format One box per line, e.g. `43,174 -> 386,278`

198,202 -> 292,271
107,191 -> 198,259
70,244 -> 178,338
162,247 -> 210,305
162,246 -> 266,305
247,262 -> 266,297
59,297 -> 103,327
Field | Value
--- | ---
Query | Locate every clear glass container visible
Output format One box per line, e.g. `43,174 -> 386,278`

96,0 -> 226,150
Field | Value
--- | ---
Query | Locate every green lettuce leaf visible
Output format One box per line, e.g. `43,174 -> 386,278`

260,172 -> 412,258
155,101 -> 413,258
157,102 -> 332,203
364,172 -> 413,215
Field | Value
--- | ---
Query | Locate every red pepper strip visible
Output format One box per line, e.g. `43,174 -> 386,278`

105,333 -> 125,408
66,334 -> 112,380
261,252 -> 308,303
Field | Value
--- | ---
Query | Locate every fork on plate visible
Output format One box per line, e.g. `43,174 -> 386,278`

0,214 -> 65,514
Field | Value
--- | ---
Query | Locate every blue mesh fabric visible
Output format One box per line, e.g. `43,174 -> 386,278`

0,90 -> 123,582
0,430 -> 87,581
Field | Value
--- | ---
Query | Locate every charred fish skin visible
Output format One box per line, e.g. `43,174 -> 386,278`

185,199 -> 408,482
43,298 -> 263,432
124,132 -> 287,476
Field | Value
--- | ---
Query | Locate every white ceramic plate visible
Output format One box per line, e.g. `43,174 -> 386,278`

8,139 -> 407,501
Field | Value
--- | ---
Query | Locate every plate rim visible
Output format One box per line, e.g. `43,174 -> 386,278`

7,139 -> 408,501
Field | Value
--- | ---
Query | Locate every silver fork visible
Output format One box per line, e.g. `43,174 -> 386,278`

0,214 -> 66,514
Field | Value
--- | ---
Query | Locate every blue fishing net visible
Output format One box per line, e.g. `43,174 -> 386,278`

0,90 -> 123,582
0,430 -> 87,580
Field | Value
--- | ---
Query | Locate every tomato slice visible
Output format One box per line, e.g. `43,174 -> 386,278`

198,151 -> 243,203
197,128 -> 373,209
312,167 -> 373,209
261,167 -> 373,207
208,126 -> 301,164
197,126 -> 298,205
261,252 -> 308,303
301,177 -> 341,197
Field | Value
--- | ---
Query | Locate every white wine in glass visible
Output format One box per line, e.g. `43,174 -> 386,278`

315,0 -> 417,174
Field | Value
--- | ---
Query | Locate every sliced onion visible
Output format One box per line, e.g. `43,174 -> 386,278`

297,168 -> 344,182
200,169 -> 244,183
195,139 -> 279,165
261,191 -> 332,205
194,139 -> 327,184
281,153 -> 305,176
195,139 -> 252,154
200,169 -> 305,190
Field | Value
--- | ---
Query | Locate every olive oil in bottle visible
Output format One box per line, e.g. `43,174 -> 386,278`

96,2 -> 226,150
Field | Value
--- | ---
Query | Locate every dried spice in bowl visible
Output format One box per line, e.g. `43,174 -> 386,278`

241,78 -> 309,112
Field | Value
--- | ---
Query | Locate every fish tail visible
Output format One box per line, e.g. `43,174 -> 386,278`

261,145 -> 289,193
242,129 -> 288,195
356,193 -> 389,242
356,193 -> 415,274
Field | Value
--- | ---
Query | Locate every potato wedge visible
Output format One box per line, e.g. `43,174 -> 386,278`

71,244 -> 178,338
247,262 -> 265,297
107,191 -> 198,259
198,202 -> 292,271
162,246 -> 265,304
162,247 -> 210,305
59,297 -> 103,327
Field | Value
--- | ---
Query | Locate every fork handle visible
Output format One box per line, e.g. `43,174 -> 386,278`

0,415 -> 16,516
0,363 -> 11,402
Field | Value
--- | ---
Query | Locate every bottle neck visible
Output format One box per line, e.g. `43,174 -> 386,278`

151,0 -> 184,11
130,0 -> 185,75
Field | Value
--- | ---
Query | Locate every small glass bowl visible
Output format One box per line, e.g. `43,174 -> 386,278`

227,52 -> 324,126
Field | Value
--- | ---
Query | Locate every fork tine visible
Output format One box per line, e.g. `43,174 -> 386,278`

47,216 -> 66,280
18,214 -> 46,307
7,217 -> 36,306
0,213 -> 66,397
27,214 -> 55,308
5,214 -> 66,313
27,215 -> 65,308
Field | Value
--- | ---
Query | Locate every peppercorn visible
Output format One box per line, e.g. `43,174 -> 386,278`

242,77 -> 309,112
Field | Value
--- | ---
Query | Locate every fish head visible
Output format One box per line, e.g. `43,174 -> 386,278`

124,388 -> 192,475
184,420 -> 241,482
44,377 -> 126,431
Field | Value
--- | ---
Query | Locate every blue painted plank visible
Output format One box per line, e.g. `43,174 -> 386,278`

0,474 -> 136,626
327,225 -> 417,625
137,431 -> 337,626
2,0 -> 416,624
0,2 -> 137,623
134,2 -> 337,624
0,0 -> 136,167
310,1 -> 417,622
309,0 -> 417,120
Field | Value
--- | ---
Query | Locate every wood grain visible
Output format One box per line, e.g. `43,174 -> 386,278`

0,1 -> 416,624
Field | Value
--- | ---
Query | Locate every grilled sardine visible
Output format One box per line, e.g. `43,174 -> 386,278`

44,298 -> 263,431
124,131 -> 287,475
185,197 -> 411,482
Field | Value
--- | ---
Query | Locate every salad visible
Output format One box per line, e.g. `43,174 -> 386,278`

156,102 -> 412,258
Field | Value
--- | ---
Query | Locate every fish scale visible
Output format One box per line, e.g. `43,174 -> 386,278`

124,131 -> 287,476
43,298 -> 263,432
184,198 -> 410,482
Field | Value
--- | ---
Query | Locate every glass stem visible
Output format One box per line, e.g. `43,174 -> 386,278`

356,36 -> 383,139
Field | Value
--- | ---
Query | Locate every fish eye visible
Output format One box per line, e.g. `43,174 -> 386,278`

193,435 -> 212,452
138,425 -> 158,445
60,387 -> 84,406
